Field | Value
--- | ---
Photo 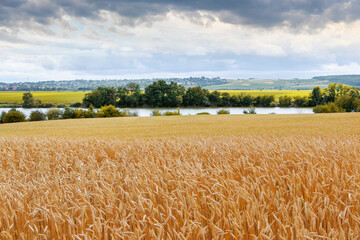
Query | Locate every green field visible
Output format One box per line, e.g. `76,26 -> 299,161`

0,91 -> 88,105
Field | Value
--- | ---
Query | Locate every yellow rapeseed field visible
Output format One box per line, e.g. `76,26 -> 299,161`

220,90 -> 311,100
0,114 -> 360,239
0,91 -> 87,104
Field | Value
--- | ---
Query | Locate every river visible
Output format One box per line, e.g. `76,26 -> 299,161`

0,107 -> 314,118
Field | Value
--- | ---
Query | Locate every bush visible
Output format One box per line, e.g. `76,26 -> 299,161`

196,112 -> 210,115
163,111 -> 181,116
84,107 -> 96,118
293,96 -> 310,107
335,95 -> 359,112
71,108 -> 96,118
151,109 -> 162,116
34,99 -> 42,108
1,109 -> 26,123
57,104 -> 66,108
46,109 -> 63,120
243,108 -> 256,114
270,101 -> 277,107
74,109 -> 86,118
127,111 -> 139,117
29,110 -> 46,121
62,107 -> 75,119
41,103 -> 56,108
217,109 -> 230,114
279,95 -> 293,107
163,108 -> 181,116
96,105 -> 128,118
70,102 -> 83,108
313,103 -> 342,113
0,111 -> 5,123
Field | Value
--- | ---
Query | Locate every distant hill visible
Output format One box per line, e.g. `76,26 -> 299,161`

0,75 -> 359,91
0,77 -> 229,91
207,75 -> 360,90
312,75 -> 360,87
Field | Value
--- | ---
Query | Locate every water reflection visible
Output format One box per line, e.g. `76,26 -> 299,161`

0,107 -> 314,118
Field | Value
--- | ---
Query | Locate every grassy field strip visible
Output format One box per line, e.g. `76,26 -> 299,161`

0,90 -> 311,104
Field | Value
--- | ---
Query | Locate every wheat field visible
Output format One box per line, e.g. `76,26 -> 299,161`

0,114 -> 360,239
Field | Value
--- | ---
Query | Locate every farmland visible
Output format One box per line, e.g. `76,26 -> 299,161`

0,91 -> 88,105
1,114 -> 360,239
207,78 -> 330,90
220,90 -> 311,100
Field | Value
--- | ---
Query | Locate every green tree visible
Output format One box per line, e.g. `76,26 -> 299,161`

62,107 -> 75,119
144,80 -> 184,107
259,95 -> 275,107
116,86 -> 130,107
323,83 -> 337,102
240,95 -> 253,107
22,92 -> 35,108
293,96 -> 310,107
125,83 -> 144,107
335,95 -> 359,112
209,91 -> 222,106
279,95 -> 292,107
83,87 -> 117,108
220,92 -> 231,107
311,87 -> 323,106
144,80 -> 169,107
183,86 -> 210,106
163,82 -> 185,107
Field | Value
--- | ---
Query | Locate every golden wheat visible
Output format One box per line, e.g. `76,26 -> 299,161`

0,135 -> 359,239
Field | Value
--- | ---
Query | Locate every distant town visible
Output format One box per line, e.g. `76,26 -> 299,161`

0,77 -> 228,91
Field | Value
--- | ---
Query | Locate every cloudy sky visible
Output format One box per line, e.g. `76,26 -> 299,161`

1,0 -> 360,82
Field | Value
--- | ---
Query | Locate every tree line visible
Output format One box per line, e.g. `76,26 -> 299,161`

82,80 -> 277,108
81,80 -> 360,111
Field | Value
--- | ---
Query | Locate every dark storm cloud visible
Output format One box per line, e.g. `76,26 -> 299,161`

1,0 -> 360,28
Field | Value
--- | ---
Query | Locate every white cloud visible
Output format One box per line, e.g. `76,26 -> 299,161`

320,62 -> 360,75
1,10 -> 360,82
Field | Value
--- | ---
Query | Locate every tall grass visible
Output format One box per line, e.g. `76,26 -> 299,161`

0,136 -> 359,239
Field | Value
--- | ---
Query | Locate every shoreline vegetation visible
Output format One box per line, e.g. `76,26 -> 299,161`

1,81 -> 360,124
